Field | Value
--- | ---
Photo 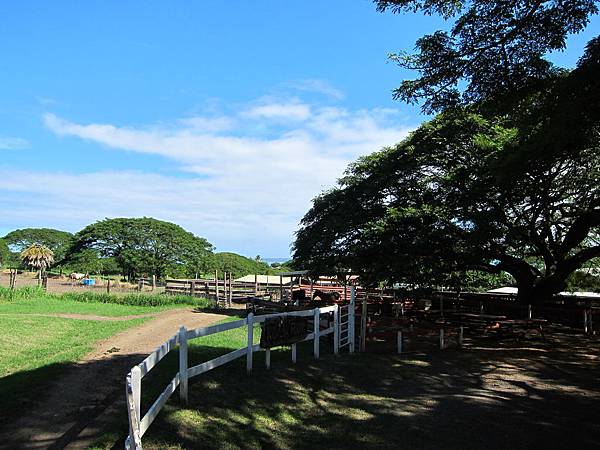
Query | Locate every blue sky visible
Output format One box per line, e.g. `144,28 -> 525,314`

0,1 -> 598,258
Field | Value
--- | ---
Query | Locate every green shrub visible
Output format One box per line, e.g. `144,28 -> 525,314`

0,286 -> 212,308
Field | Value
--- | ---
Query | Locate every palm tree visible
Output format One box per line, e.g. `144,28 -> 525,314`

20,243 -> 54,283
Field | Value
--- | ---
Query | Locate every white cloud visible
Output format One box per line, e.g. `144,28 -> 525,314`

242,102 -> 311,121
0,136 -> 29,150
10,95 -> 413,256
286,79 -> 345,100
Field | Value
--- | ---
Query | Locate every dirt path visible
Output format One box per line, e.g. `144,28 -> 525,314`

0,307 -> 229,450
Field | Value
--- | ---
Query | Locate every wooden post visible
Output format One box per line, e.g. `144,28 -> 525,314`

179,326 -> 188,404
309,278 -> 314,300
223,272 -> 227,304
131,365 -> 142,426
333,304 -> 339,355
360,297 -> 367,352
205,282 -> 209,299
528,304 -> 532,319
349,286 -> 356,353
279,275 -> 283,302
291,343 -> 297,363
584,309 -> 589,334
289,276 -> 294,302
246,313 -> 254,374
152,275 -> 156,291
214,270 -> 219,305
265,348 -> 271,369
314,307 -> 320,359
228,274 -> 233,307
459,326 -> 464,347
254,274 -> 258,296
397,330 -> 402,354
107,278 -> 111,294
439,328 -> 445,349
343,276 -> 347,303
190,281 -> 196,298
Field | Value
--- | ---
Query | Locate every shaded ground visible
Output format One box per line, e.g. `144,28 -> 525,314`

133,327 -> 600,450
0,308 -> 228,450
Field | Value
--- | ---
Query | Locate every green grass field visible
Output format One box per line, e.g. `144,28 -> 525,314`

0,287 -> 212,422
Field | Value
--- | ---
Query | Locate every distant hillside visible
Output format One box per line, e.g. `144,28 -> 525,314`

210,253 -> 294,279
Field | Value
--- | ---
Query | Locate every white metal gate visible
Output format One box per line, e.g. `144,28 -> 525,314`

337,286 -> 356,352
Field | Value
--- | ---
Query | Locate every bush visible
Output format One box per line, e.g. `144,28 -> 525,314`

0,286 -> 213,308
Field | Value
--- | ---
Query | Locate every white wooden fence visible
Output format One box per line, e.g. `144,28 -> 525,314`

125,302 -> 355,449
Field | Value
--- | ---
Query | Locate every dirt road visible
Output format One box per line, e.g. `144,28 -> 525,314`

0,308 -> 228,450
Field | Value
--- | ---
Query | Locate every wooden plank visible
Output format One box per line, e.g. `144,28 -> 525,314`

138,333 -> 179,377
125,373 -> 142,450
140,373 -> 180,436
187,319 -> 247,340
188,347 -> 247,378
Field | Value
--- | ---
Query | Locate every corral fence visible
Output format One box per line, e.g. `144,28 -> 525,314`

433,291 -> 600,334
165,277 -> 272,306
124,299 -> 356,449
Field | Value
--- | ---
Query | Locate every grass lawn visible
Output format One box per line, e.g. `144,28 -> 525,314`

0,287 -> 206,421
0,295 -> 182,317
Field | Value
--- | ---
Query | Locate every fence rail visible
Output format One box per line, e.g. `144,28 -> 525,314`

125,300 -> 355,449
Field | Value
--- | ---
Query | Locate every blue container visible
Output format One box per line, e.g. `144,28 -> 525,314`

82,279 -> 96,286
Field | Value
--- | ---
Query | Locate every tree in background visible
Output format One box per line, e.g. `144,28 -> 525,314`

67,217 -> 213,280
0,239 -> 12,268
210,252 -> 273,279
3,228 -> 73,263
20,244 -> 54,281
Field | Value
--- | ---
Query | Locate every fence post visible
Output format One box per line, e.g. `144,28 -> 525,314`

179,326 -> 188,404
528,304 -> 532,319
459,326 -> 464,347
439,328 -> 445,349
229,274 -> 233,307
190,281 -> 196,298
107,278 -> 111,294
152,275 -> 156,291
254,274 -> 258,296
313,308 -> 320,359
333,304 -> 339,355
349,286 -> 356,353
247,313 -> 254,374
584,309 -> 589,334
397,330 -> 402,354
265,348 -> 271,369
360,298 -> 367,352
131,365 -> 142,429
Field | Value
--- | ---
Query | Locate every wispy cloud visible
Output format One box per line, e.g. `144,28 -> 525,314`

286,79 -> 345,100
7,93 -> 413,255
0,136 -> 29,150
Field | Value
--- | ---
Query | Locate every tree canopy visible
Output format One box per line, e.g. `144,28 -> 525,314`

2,228 -> 73,262
375,0 -> 599,113
67,218 -> 213,279
0,239 -> 11,268
292,1 -> 600,303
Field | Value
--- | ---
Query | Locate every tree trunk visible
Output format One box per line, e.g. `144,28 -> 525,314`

516,276 -> 567,305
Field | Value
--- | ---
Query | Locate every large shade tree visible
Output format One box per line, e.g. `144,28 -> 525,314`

67,218 -> 213,280
294,35 -> 600,304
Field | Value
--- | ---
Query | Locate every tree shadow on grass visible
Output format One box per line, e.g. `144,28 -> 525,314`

1,328 -> 599,450
140,330 -> 600,450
